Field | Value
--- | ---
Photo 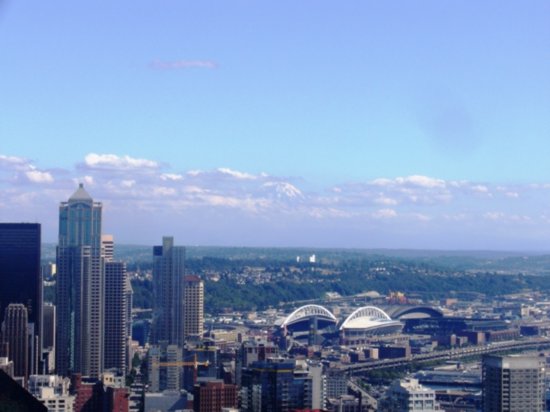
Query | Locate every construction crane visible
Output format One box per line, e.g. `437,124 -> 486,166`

150,354 -> 210,384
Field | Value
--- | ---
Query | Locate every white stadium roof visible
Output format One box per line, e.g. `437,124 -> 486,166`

339,306 -> 401,331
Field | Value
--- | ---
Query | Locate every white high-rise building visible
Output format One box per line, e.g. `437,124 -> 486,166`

183,275 -> 204,339
101,234 -> 114,262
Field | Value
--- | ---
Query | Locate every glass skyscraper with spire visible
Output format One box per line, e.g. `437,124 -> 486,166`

55,184 -> 104,378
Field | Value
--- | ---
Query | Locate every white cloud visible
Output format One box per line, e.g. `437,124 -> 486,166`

370,178 -> 393,186
72,176 -> 95,186
199,194 -> 271,212
0,154 -> 28,168
183,185 -> 207,194
411,213 -> 431,221
399,175 -> 445,188
217,167 -> 257,180
1,154 -> 54,183
471,184 -> 489,193
83,176 -> 94,185
152,187 -> 176,196
84,153 -> 159,170
25,170 -> 54,183
161,173 -> 184,181
374,195 -> 398,206
372,208 -> 397,219
443,213 -> 469,221
4,153 -> 550,248
372,175 -> 446,189
121,180 -> 136,188
484,211 -> 505,220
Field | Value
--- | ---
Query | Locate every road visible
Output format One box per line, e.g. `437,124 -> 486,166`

335,336 -> 550,374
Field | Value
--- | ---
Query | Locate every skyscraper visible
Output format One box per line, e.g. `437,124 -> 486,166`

240,358 -> 312,412
183,275 -> 204,340
0,223 -> 42,355
124,276 -> 133,339
2,303 -> 29,380
42,303 -> 56,373
482,354 -> 545,411
101,235 -> 114,262
56,184 -> 104,378
104,261 -> 127,374
152,237 -> 185,346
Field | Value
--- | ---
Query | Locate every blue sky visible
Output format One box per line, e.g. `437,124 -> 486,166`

1,1 -> 549,249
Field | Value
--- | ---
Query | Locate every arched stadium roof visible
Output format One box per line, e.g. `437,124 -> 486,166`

339,306 -> 398,331
385,305 -> 444,319
281,304 -> 337,328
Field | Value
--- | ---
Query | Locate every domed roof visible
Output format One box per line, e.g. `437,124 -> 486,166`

69,183 -> 93,202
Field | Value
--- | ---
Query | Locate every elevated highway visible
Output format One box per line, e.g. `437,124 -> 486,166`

336,337 -> 550,375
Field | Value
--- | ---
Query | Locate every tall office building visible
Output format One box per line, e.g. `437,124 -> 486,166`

152,237 -> 185,346
147,344 -> 182,392
240,358 -> 312,412
125,276 -> 133,338
0,223 -> 42,355
482,354 -> 545,411
101,234 -> 114,262
43,304 -> 56,351
236,340 -> 279,387
183,275 -> 204,340
56,184 -> 104,378
2,304 -> 29,380
104,261 -> 127,374
42,303 -> 56,373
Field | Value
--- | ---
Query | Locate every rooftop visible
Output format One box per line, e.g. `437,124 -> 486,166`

69,183 -> 93,202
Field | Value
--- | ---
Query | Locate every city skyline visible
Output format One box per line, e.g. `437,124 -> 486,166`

1,1 -> 549,250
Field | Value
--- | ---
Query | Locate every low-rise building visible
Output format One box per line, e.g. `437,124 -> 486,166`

28,375 -> 75,412
380,377 -> 441,411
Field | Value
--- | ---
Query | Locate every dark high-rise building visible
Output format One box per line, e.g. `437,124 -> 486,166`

2,303 -> 29,379
193,380 -> 237,412
104,261 -> 127,374
236,340 -> 279,387
152,237 -> 185,346
42,303 -> 56,351
0,223 -> 41,351
43,303 -> 56,372
182,341 -> 219,391
240,358 -> 312,412
482,354 -> 545,411
56,184 -> 104,378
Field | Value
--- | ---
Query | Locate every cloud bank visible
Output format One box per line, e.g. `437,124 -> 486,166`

1,152 -> 549,250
